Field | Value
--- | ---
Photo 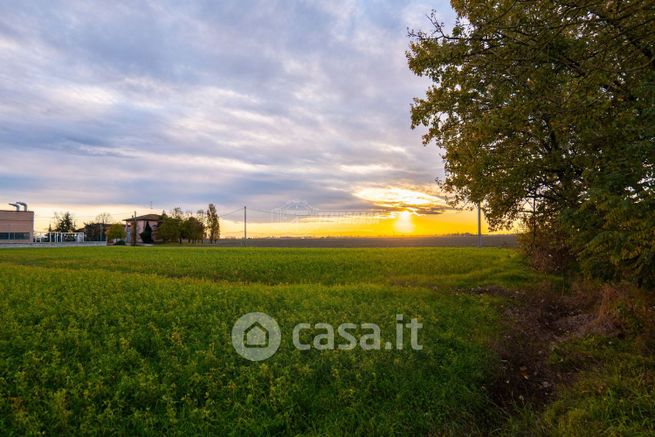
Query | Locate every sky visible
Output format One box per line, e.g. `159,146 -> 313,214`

0,0 -> 490,236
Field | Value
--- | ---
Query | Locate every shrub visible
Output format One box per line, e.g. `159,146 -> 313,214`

139,222 -> 154,244
518,220 -> 576,275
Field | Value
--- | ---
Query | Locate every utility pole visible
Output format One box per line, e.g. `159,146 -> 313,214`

477,204 -> 482,248
132,211 -> 137,246
243,206 -> 247,246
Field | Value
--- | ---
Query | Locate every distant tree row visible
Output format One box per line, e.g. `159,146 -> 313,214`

157,203 -> 221,244
50,204 -> 221,244
51,212 -> 118,241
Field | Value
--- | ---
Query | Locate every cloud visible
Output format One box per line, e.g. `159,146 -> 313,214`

353,185 -> 452,214
0,0 -> 454,220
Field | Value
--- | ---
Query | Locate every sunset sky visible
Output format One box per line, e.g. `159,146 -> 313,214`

0,0 -> 493,235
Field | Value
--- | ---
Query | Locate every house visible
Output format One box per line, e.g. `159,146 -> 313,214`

123,214 -> 161,244
0,202 -> 34,244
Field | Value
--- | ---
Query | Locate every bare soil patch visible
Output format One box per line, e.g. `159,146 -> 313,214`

461,284 -> 622,410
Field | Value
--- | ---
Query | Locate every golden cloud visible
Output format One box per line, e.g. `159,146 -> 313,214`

353,186 -> 452,214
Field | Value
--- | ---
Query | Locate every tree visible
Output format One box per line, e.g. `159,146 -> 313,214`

157,212 -> 182,244
407,1 -> 655,286
170,207 -> 185,220
182,216 -> 205,244
53,212 -> 76,233
139,222 -> 154,244
95,213 -> 113,225
195,209 -> 208,241
196,209 -> 206,225
94,213 -> 113,241
82,222 -> 105,241
207,203 -> 220,243
107,223 -> 126,241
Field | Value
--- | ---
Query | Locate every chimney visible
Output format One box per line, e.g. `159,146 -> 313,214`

8,203 -> 19,211
16,202 -> 28,211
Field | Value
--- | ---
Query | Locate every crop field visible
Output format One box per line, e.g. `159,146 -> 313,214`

0,247 -> 546,435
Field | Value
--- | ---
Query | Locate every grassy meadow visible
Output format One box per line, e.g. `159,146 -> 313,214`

1,247 -> 651,435
0,247 -> 542,435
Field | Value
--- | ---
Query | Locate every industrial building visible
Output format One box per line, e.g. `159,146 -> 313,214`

0,202 -> 34,244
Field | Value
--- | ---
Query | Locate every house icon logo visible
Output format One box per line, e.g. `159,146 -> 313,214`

231,312 -> 281,361
244,321 -> 268,347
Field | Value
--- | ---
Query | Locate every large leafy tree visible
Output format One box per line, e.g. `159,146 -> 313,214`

157,212 -> 182,244
408,0 -> 655,286
182,217 -> 205,244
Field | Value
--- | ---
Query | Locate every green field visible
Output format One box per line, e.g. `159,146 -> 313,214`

0,247 -> 545,434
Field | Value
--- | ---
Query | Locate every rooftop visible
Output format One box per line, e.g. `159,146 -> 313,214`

123,214 -> 162,222
0,209 -> 34,214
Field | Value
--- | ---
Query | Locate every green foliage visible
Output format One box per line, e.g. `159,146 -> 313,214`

53,212 -> 76,233
569,193 -> 655,287
206,203 -> 220,243
158,209 -> 206,244
156,213 -> 181,244
82,214 -> 114,241
81,223 -> 106,242
408,1 -> 655,286
517,220 -> 576,275
106,223 -> 126,241
181,217 -> 204,244
0,247 -> 528,435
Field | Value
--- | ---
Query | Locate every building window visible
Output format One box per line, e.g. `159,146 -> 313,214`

0,232 -> 30,240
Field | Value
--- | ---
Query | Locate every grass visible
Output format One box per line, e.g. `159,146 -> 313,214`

0,247 -> 538,435
0,246 -> 535,287
544,337 -> 655,435
503,336 -> 655,436
502,284 -> 655,436
0,247 -> 651,435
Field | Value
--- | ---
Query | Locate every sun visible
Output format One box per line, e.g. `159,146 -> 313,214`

394,210 -> 415,234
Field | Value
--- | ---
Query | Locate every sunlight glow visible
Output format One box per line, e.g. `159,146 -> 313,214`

394,210 -> 415,234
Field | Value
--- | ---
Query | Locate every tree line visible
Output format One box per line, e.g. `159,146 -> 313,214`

156,204 -> 220,244
50,203 -> 222,244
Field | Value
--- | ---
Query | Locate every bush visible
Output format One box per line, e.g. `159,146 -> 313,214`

114,240 -> 126,246
518,221 -> 576,275
567,195 -> 655,288
107,223 -> 126,241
